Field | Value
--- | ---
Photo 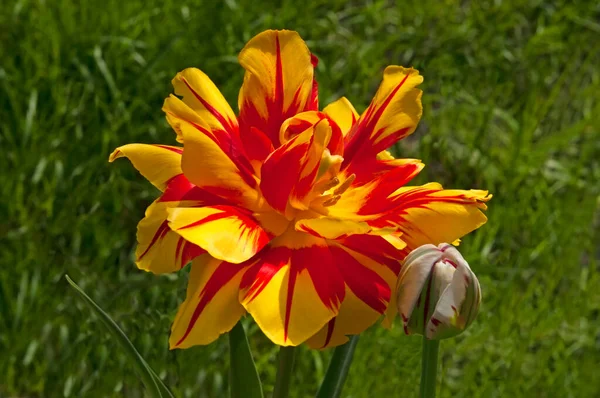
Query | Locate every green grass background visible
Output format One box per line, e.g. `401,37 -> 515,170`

1,0 -> 599,396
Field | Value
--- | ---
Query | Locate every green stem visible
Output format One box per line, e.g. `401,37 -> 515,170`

420,338 -> 440,398
272,346 -> 296,398
315,335 -> 359,398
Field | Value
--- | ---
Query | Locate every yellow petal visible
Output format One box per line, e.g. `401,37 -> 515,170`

388,184 -> 492,248
323,97 -> 358,137
136,200 -> 205,274
109,144 -> 182,191
295,217 -> 373,239
167,68 -> 238,134
239,242 -> 344,346
179,122 -> 261,210
170,255 -> 246,349
168,205 -> 271,264
307,244 -> 395,349
238,30 -> 315,147
306,289 -> 377,349
343,66 -> 423,167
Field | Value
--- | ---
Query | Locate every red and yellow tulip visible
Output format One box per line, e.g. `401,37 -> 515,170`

110,30 -> 491,349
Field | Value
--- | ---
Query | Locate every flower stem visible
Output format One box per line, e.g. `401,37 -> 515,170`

420,338 -> 440,398
315,335 -> 360,398
272,346 -> 296,398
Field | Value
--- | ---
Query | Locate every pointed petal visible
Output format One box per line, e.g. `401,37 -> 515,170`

238,30 -> 315,148
109,144 -> 182,191
179,122 -> 260,210
343,67 -> 423,168
167,205 -> 271,264
383,184 -> 492,248
239,242 -> 345,346
170,256 -> 246,349
323,97 -> 358,137
164,68 -> 238,138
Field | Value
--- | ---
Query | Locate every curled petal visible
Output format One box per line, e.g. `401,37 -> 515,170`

260,117 -> 333,216
109,144 -> 182,191
323,97 -> 358,137
170,256 -> 246,349
168,205 -> 271,264
343,67 -> 423,168
238,30 -> 315,148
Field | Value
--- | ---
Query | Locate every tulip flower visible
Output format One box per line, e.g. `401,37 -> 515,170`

109,29 -> 491,351
397,243 -> 481,340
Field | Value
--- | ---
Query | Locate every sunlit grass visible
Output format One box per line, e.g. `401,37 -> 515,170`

1,0 -> 598,396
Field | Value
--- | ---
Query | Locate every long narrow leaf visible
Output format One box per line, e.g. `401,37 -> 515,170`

229,321 -> 263,398
316,335 -> 360,398
65,275 -> 173,398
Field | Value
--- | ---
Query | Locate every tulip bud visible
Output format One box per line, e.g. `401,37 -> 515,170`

396,243 -> 481,340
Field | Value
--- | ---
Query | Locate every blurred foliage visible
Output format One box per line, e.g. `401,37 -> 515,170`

1,0 -> 599,397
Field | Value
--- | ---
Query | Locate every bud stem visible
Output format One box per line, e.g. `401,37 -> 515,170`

420,338 -> 440,398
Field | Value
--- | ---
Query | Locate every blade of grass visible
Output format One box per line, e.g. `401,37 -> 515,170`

65,275 -> 173,398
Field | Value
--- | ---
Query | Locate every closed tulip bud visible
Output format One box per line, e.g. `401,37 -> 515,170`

396,243 -> 481,340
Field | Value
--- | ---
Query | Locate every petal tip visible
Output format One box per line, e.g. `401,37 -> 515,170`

108,147 -> 122,162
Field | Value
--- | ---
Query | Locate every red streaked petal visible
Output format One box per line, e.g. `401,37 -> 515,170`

303,53 -> 319,112
295,217 -> 373,240
179,122 -> 261,210
168,205 -> 271,264
170,256 -> 245,348
337,234 -> 404,275
261,117 -> 333,216
165,68 -> 238,136
377,184 -> 491,248
330,245 -> 390,314
327,160 -> 424,220
307,243 -> 397,349
238,30 -> 315,149
343,67 -> 423,168
135,200 -> 206,274
355,160 -> 425,215
239,243 -> 344,346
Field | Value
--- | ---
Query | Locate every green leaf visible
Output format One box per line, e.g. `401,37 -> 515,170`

316,335 -> 360,398
65,275 -> 174,398
229,321 -> 263,398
